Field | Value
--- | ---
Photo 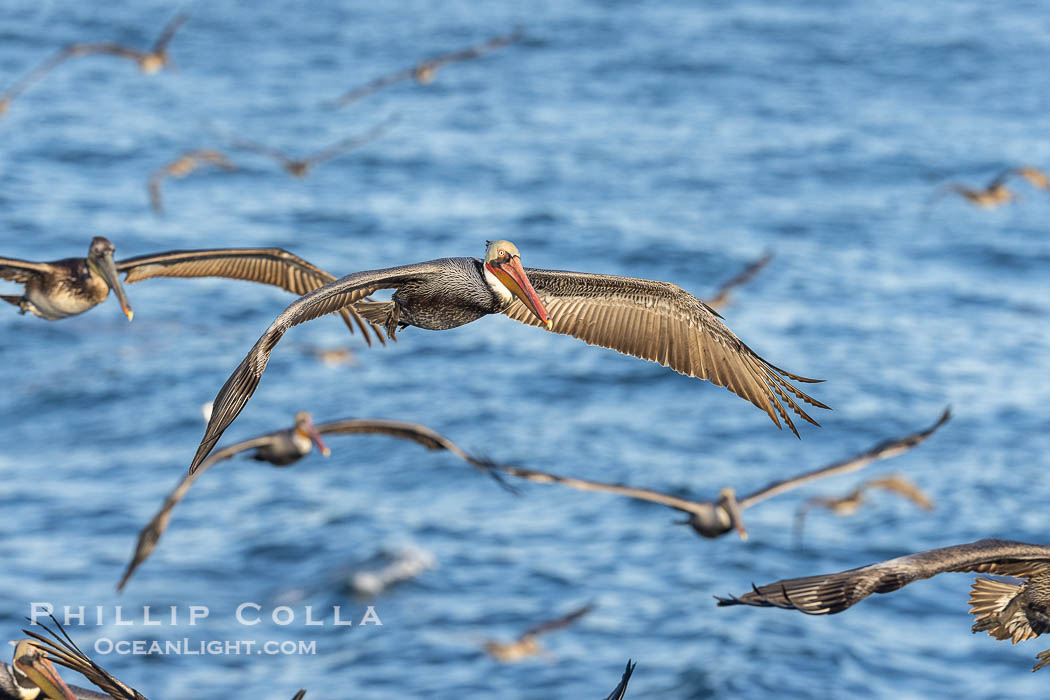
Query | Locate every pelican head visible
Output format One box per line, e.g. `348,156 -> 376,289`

483,240 -> 552,329
293,411 -> 330,457
11,640 -> 76,700
85,236 -> 133,321
414,63 -> 437,84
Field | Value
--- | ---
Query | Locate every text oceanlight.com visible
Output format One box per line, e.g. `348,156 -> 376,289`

93,639 -> 318,656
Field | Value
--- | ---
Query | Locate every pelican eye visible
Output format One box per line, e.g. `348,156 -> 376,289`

498,249 -> 507,258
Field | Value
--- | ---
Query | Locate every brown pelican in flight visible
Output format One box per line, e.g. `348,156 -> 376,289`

924,165 -> 1049,215
603,660 -> 636,700
148,150 -> 237,213
326,29 -> 523,108
715,539 -> 1050,672
189,240 -> 830,472
793,473 -> 934,544
494,408 -> 949,541
483,603 -> 594,663
119,413 -> 506,591
2,640 -> 78,700
0,13 -> 188,116
704,251 -> 773,312
227,118 -> 395,178
0,240 -> 379,341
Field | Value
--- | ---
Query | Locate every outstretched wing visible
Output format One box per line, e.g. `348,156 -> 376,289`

116,247 -> 379,342
315,418 -> 497,473
739,408 -> 949,508
715,539 -> 1050,614
0,256 -> 58,284
503,268 -> 828,436
117,435 -> 277,591
425,28 -> 524,70
0,46 -> 81,106
67,43 -> 148,61
325,67 -> 418,107
522,603 -> 594,639
304,117 -> 397,167
188,261 -> 443,473
152,12 -> 189,54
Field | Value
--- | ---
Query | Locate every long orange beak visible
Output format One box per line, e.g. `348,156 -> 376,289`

13,640 -> 77,700
486,256 -> 553,329
304,422 -> 331,457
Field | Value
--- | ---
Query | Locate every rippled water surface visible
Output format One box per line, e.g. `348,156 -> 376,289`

2,1 -> 1050,698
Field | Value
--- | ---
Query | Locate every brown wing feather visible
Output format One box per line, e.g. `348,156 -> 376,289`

425,29 -> 524,69
116,248 -> 380,343
503,268 -> 828,436
739,408 -> 950,508
716,539 -> 1050,615
188,262 -> 438,473
152,12 -> 189,54
325,67 -> 418,107
314,417 -> 504,476
24,617 -> 147,699
0,256 -> 57,284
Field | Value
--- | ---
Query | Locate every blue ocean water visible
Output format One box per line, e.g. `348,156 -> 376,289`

2,1 -> 1050,697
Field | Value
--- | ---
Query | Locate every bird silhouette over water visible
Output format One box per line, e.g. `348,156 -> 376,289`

118,413 -> 507,590
0,13 -> 188,116
148,149 -> 237,213
793,473 -> 934,545
226,118 -> 396,177
483,604 -> 594,663
188,239 -> 829,474
326,29 -> 523,108
716,539 -> 1050,672
495,409 -> 948,541
924,165 -> 1050,215
704,251 -> 773,312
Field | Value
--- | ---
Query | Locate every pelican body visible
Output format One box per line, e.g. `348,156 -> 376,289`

1,237 -> 132,321
192,240 -> 828,472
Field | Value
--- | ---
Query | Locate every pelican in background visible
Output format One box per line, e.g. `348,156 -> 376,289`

494,408 -> 949,541
119,413 -> 507,591
148,150 -> 237,214
483,603 -> 594,663
225,118 -> 396,178
603,661 -> 636,700
793,473 -> 934,544
1,240 -> 380,341
704,251 -> 773,312
924,165 -> 1050,215
2,640 -> 77,700
190,239 -> 829,472
0,13 -> 188,115
326,29 -> 523,107
715,539 -> 1050,672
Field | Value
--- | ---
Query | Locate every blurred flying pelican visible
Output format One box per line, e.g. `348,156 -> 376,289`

0,240 -> 380,341
483,604 -> 594,663
495,409 -> 948,541
118,414 -> 507,590
148,150 -> 237,214
716,538 -> 1050,672
793,473 -> 934,544
326,29 -> 523,107
189,239 -> 829,473
924,165 -> 1049,214
704,251 -> 773,312
0,13 -> 188,115
227,118 -> 395,177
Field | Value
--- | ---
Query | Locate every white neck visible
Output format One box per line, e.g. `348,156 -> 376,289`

483,264 -> 514,305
